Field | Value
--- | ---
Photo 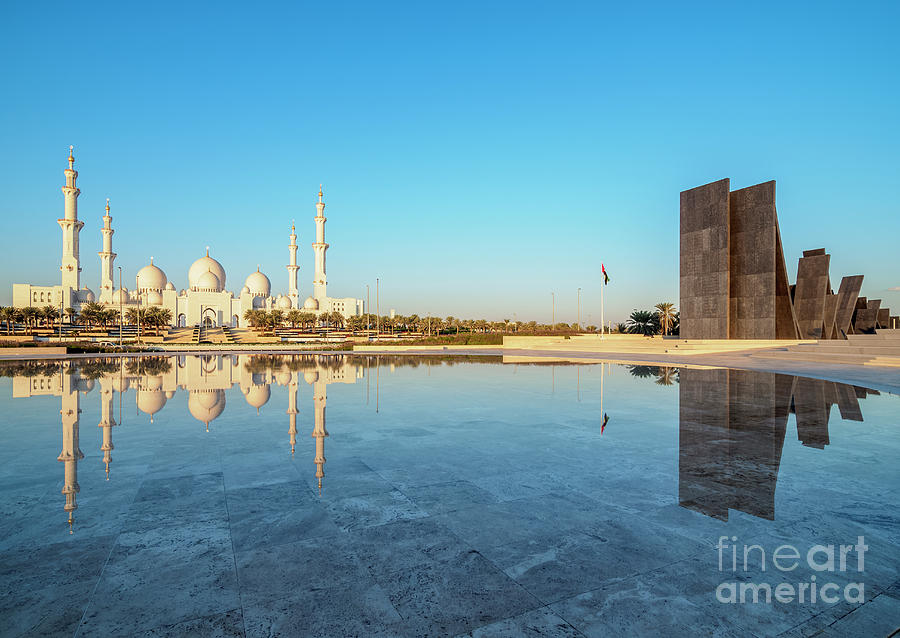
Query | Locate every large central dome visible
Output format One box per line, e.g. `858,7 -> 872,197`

189,250 -> 226,291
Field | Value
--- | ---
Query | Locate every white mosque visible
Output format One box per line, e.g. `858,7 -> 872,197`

12,147 -> 363,327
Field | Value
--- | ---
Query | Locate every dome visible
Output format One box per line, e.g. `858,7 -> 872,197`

244,384 -> 271,411
112,376 -> 130,393
303,296 -> 319,310
165,390 -> 175,399
244,269 -> 271,297
303,370 -> 319,384
147,290 -> 163,306
275,371 -> 292,386
77,378 -> 95,393
277,296 -> 292,310
137,388 -> 167,422
240,286 -> 250,295
188,389 -> 226,428
165,282 -> 175,291
195,270 -> 221,292
78,287 -> 95,302
137,260 -> 167,292
112,288 -> 130,304
188,252 -> 226,291
252,296 -> 266,308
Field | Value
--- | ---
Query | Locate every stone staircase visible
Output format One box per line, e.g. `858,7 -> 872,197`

756,329 -> 900,367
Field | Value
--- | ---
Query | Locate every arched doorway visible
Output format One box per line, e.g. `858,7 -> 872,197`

201,308 -> 217,327
232,314 -> 239,327
177,313 -> 186,327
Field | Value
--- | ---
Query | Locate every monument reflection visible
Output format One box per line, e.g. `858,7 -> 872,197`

676,367 -> 876,521
6,356 -> 879,533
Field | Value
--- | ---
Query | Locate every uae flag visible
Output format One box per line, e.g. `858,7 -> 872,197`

601,263 -> 610,285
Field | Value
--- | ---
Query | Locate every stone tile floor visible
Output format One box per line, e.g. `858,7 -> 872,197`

2,456 -> 897,637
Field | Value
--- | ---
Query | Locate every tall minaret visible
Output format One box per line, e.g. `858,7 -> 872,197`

57,368 -> 84,533
312,185 -> 328,300
287,222 -> 299,301
98,198 -> 116,303
59,145 -> 84,293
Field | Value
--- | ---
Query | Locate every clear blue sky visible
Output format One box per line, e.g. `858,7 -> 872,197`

2,0 -> 898,324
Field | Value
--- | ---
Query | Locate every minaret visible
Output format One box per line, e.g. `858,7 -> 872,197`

57,369 -> 84,533
312,185 -> 328,300
311,377 -> 328,492
97,376 -> 117,479
59,145 -> 84,293
98,198 -> 116,303
287,371 -> 299,454
287,222 -> 299,301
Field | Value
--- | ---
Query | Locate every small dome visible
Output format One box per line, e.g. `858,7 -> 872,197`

188,252 -> 226,291
245,384 -> 271,410
240,285 -> 250,295
137,260 -> 167,291
148,291 -> 163,305
276,371 -> 292,386
303,296 -> 319,310
244,269 -> 271,297
112,288 -> 130,304
165,390 -> 176,399
179,289 -> 186,296
195,270 -> 221,292
112,376 -> 130,393
252,296 -> 266,308
77,378 -> 95,393
78,287 -> 96,302
277,296 -> 292,310
188,389 -> 226,426
165,282 -> 175,291
138,388 -> 167,420
303,370 -> 319,384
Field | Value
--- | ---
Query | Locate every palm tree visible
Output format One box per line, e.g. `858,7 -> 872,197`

268,309 -> 285,330
655,302 -> 677,336
41,305 -> 57,328
328,311 -> 344,329
285,309 -> 303,328
626,310 -> 659,336
21,307 -> 38,334
65,307 -> 77,325
0,306 -> 16,335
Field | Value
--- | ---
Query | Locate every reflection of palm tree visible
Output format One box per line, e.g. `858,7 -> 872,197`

627,364 -> 660,378
655,367 -> 678,386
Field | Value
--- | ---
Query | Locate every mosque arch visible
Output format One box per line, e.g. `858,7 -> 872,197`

177,313 -> 186,327
201,307 -> 217,327
232,314 -> 239,327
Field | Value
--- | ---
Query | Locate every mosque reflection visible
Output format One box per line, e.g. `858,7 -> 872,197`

8,354 -> 380,532
3,356 -> 879,533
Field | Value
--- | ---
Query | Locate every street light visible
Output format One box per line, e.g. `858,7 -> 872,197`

577,287 -> 581,331
118,266 -> 123,348
551,292 -> 555,327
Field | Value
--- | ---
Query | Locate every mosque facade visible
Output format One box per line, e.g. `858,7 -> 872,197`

12,147 -> 363,326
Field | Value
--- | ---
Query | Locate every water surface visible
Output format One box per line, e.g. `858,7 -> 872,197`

0,354 -> 897,637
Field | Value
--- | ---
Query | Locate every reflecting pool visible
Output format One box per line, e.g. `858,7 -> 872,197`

0,355 -> 897,637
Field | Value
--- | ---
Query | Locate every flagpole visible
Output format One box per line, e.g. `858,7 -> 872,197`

600,271 -> 605,340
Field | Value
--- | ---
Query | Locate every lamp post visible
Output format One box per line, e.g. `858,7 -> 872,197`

551,292 -> 555,327
366,284 -> 370,333
376,278 -> 380,337
135,275 -> 141,346
577,287 -> 581,331
118,267 -> 123,348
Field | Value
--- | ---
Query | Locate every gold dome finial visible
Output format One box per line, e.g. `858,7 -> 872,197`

206,246 -> 210,257
318,184 -> 323,201
105,198 -> 110,214
68,145 -> 75,168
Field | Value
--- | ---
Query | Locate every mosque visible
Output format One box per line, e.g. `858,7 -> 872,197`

12,147 -> 363,326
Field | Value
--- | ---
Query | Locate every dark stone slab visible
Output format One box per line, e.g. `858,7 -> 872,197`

680,179 -> 730,339
728,181 -> 781,339
854,298 -> 880,334
824,293 -> 839,339
877,308 -> 890,329
794,250 -> 831,338
834,275 -> 863,338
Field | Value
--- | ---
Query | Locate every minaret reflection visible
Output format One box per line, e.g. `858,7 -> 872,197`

306,370 -> 329,493
678,368 -> 873,522
287,371 -> 299,455
97,375 -> 117,479
57,367 -> 84,533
